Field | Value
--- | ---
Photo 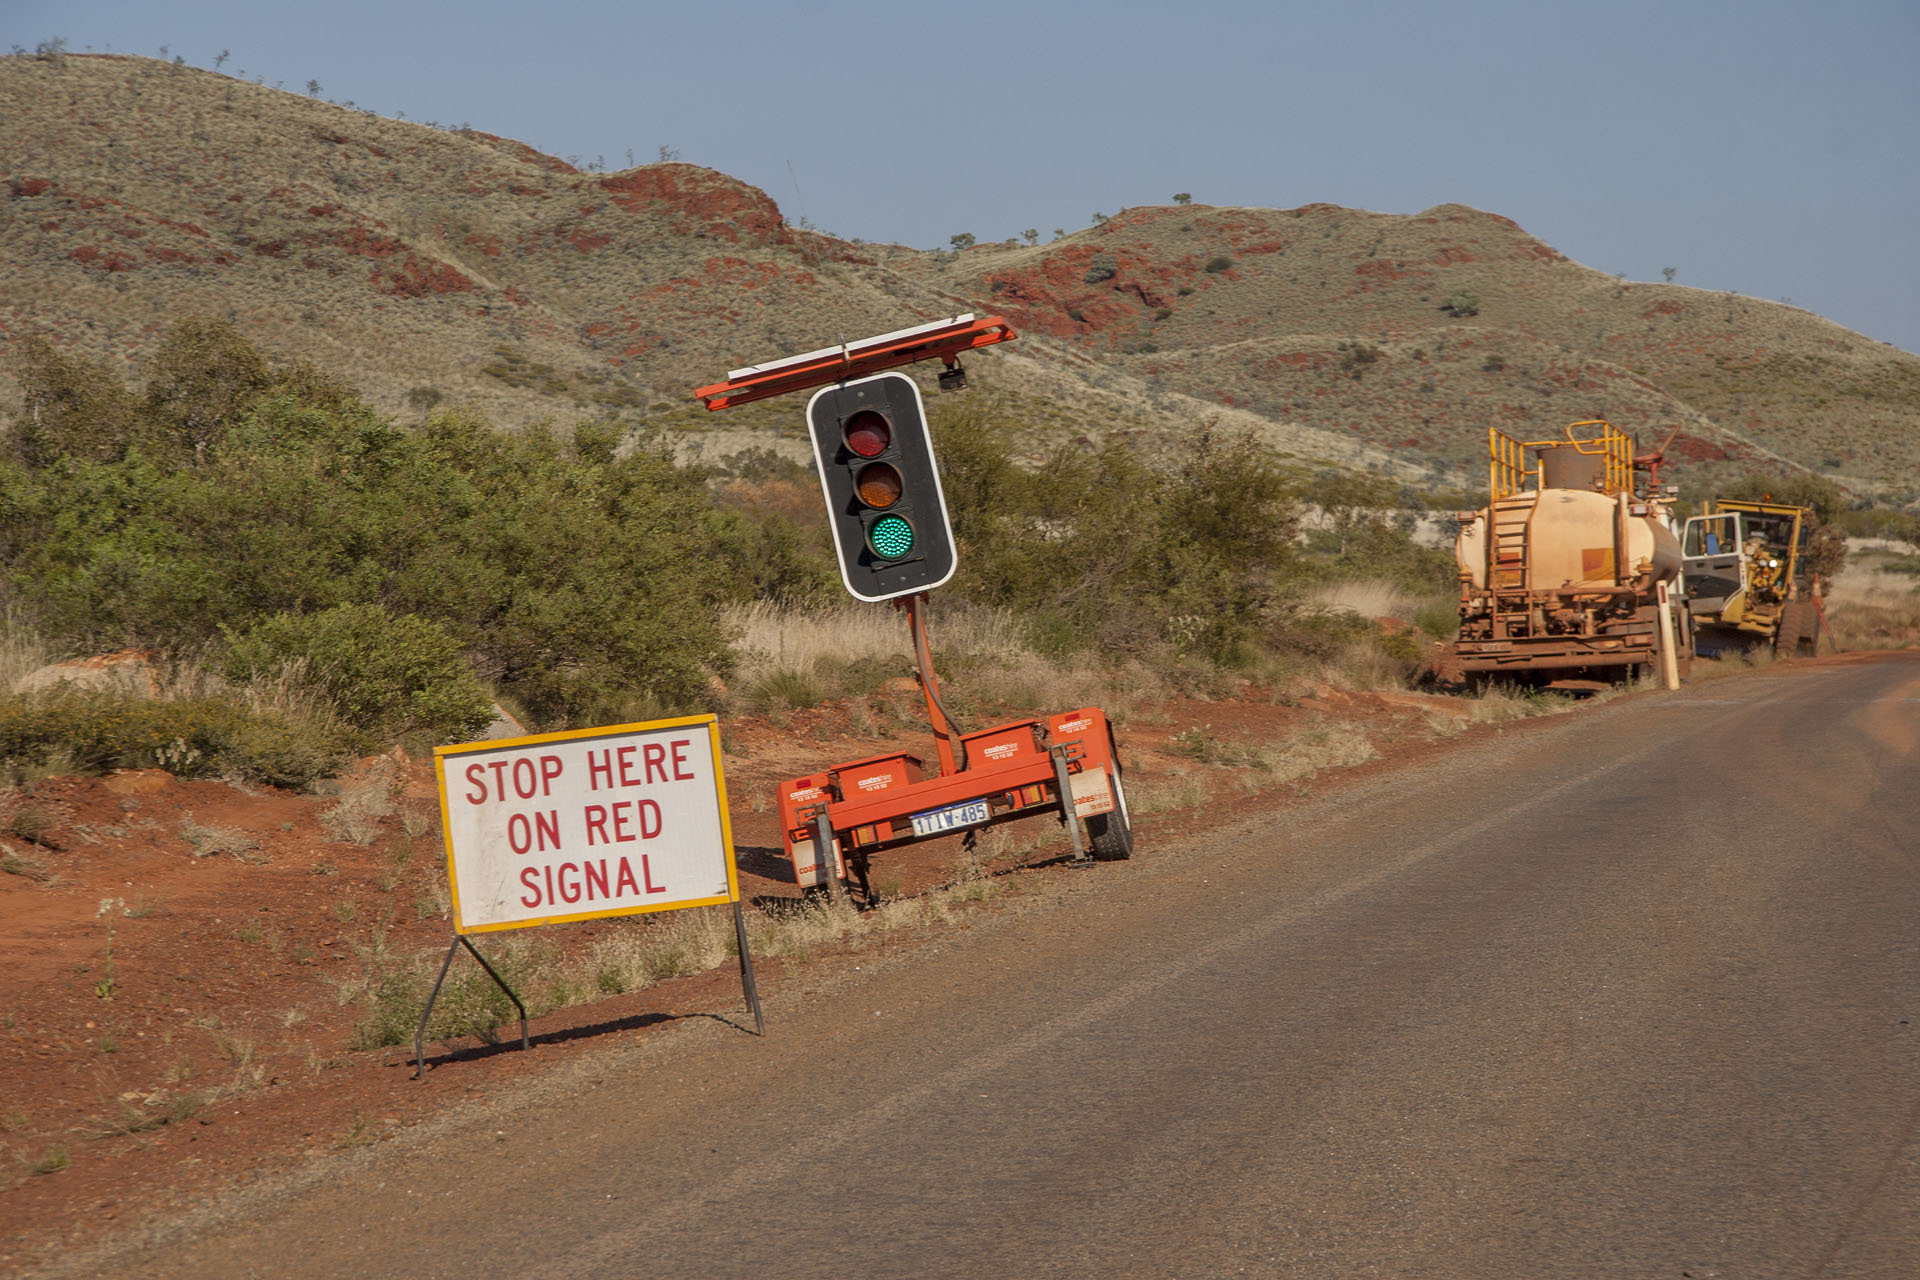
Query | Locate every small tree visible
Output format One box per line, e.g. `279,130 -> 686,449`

1020,228 -> 1038,246
949,232 -> 976,251
1662,266 -> 1677,283
306,79 -> 322,96
1441,290 -> 1480,317
1172,192 -> 1192,205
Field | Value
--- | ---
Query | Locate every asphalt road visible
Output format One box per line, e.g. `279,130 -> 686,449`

68,656 -> 1920,1278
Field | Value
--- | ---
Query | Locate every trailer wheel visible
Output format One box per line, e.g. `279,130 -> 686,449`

1087,768 -> 1134,861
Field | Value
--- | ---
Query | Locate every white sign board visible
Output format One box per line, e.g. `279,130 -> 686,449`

434,715 -> 739,934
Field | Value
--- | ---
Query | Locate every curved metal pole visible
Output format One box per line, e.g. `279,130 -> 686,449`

903,592 -> 966,776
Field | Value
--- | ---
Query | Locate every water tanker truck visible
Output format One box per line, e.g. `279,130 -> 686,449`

1450,420 -> 1690,687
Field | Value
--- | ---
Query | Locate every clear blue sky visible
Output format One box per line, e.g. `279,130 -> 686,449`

14,0 -> 1920,354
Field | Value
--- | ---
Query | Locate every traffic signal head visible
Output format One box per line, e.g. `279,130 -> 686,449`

807,372 -> 957,603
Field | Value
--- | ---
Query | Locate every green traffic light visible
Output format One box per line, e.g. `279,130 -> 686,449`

869,514 -> 914,559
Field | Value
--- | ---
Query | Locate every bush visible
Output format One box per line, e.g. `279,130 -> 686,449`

1,323 -> 741,729
0,687 -> 356,788
1204,255 -> 1234,274
224,604 -> 495,745
1300,472 -> 1456,595
932,396 -> 1299,665
1442,290 -> 1480,317
1084,253 -> 1118,284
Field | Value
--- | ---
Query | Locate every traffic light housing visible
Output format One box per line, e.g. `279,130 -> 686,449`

807,372 -> 957,603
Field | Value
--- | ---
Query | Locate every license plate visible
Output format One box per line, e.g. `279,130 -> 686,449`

910,798 -> 991,838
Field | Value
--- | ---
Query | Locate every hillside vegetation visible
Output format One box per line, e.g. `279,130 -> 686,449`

2,320 -> 1460,781
3,52 -> 1918,503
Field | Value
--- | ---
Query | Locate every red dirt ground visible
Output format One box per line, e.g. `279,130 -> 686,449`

0,671 -> 1741,1269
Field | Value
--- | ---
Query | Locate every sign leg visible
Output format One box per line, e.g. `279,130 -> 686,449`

732,900 -> 765,1036
413,934 -> 532,1080
413,936 -> 463,1080
460,935 -> 530,1052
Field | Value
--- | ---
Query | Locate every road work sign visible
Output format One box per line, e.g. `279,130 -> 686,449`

435,715 -> 739,934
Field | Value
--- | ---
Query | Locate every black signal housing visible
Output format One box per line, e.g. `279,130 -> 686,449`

806,372 -> 957,603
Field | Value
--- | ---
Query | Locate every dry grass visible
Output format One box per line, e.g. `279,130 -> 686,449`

1262,721 -> 1381,781
350,865 -> 1023,1050
726,599 -> 1038,681
1306,580 -> 1422,620
0,613 -> 54,692
176,815 -> 261,860
0,840 -> 53,883
1315,641 -> 1418,693
724,599 -> 1141,722
319,761 -> 399,845
589,908 -> 736,993
1823,553 -> 1920,651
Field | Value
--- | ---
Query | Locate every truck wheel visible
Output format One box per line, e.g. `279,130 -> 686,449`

1087,769 -> 1134,861
1775,601 -> 1816,657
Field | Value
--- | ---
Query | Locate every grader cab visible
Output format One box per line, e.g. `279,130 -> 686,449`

1681,500 -> 1821,655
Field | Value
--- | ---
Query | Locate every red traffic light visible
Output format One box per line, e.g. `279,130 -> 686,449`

844,410 -> 891,458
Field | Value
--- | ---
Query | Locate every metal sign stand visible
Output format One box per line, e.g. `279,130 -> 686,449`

413,934 -> 530,1079
732,900 -> 765,1036
412,906 -> 765,1078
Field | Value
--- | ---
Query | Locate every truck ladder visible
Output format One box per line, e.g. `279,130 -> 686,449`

1489,494 -> 1534,594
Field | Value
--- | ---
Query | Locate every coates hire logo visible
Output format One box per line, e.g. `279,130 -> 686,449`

789,786 -> 824,804
984,742 -> 1020,759
855,774 -> 892,792
1058,717 -> 1092,734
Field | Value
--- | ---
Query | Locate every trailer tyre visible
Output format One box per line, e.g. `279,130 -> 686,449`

1087,768 -> 1134,861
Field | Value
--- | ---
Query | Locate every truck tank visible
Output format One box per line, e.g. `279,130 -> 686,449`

1454,489 -> 1684,592
1450,421 -> 1691,682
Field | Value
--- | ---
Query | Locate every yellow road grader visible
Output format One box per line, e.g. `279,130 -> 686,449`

1680,499 -> 1824,656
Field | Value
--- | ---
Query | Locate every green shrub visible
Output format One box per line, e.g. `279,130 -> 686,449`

1299,472 -> 1456,595
744,665 -> 824,713
224,604 -> 494,744
1,322 -> 741,729
1204,255 -> 1234,273
933,396 -> 1298,665
1414,598 -> 1461,639
0,688 -> 356,788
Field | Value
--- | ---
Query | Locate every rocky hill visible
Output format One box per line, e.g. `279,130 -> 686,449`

5,52 -> 1917,500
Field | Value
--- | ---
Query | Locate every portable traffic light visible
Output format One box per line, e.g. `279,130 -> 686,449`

807,372 -> 957,602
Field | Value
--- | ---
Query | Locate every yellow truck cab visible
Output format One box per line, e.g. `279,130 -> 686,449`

1681,499 -> 1816,653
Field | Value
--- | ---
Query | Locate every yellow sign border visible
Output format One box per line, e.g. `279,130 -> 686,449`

433,714 -> 739,936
